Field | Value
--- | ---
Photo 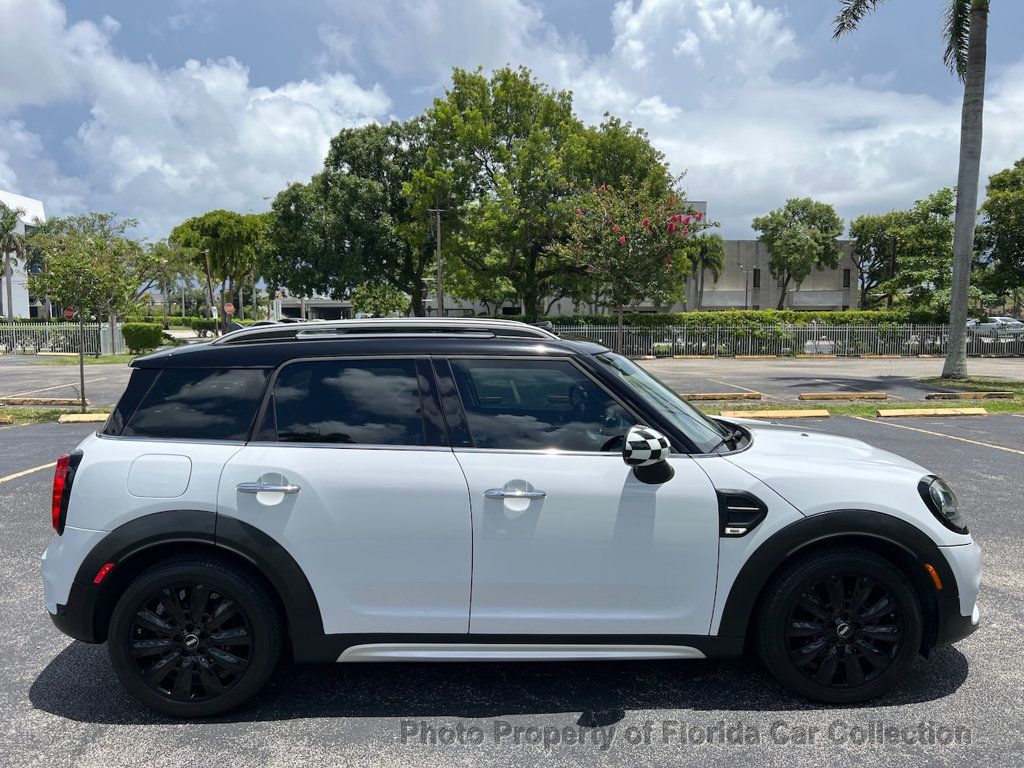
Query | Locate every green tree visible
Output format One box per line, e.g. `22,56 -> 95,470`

556,178 -> 702,350
170,210 -> 264,332
875,189 -> 956,311
28,217 -> 138,411
0,202 -> 30,319
834,0 -> 990,377
349,281 -> 410,317
850,210 -> 907,308
752,199 -> 844,309
264,121 -> 437,316
976,158 -> 1024,311
419,67 -> 672,321
685,232 -> 726,310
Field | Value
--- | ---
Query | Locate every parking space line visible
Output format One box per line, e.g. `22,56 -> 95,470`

2,377 -> 113,398
0,462 -> 57,485
705,378 -> 767,397
850,416 -> 1024,456
816,378 -> 904,400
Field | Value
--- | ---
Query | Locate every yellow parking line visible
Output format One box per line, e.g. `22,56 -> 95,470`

705,378 -> 766,397
850,416 -> 1024,456
0,462 -> 57,485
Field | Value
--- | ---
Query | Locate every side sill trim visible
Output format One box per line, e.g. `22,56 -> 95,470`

337,643 -> 707,662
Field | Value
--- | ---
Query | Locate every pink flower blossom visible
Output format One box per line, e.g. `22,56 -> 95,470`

667,222 -> 676,233
576,208 -> 583,217
695,211 -> 703,221
617,235 -> 626,245
599,184 -> 607,192
612,223 -> 621,233
682,215 -> 691,225
641,217 -> 650,229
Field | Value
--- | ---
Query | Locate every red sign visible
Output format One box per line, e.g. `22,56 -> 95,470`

224,303 -> 236,316
63,307 -> 74,321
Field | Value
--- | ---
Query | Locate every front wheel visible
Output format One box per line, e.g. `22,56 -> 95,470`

755,546 -> 923,704
108,556 -> 282,718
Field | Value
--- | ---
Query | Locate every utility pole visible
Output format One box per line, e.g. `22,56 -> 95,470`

428,208 -> 445,318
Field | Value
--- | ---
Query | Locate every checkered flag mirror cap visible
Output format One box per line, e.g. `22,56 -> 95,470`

622,426 -> 671,467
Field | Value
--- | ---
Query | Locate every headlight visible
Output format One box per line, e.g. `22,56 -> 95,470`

918,476 -> 969,534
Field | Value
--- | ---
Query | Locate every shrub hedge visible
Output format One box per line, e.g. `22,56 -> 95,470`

121,322 -> 165,353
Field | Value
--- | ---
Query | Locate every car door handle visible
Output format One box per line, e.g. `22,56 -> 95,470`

484,488 -> 546,500
237,481 -> 301,494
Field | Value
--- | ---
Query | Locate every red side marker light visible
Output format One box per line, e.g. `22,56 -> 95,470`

93,562 -> 116,585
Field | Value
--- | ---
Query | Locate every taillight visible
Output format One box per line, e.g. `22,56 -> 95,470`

52,453 -> 71,534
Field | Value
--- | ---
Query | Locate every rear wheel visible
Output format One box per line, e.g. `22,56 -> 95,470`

108,556 -> 282,718
756,546 -> 923,704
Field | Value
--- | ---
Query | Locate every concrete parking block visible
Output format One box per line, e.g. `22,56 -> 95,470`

799,392 -> 888,400
56,413 -> 109,423
720,409 -> 830,419
683,392 -> 762,401
876,407 -> 987,418
925,391 -> 1014,400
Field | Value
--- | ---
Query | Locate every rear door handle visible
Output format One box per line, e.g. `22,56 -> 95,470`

237,481 -> 301,494
484,488 -> 546,500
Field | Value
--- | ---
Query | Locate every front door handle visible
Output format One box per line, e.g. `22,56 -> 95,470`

237,481 -> 301,495
484,488 -> 546,500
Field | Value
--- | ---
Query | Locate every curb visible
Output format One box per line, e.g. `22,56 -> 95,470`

735,355 -> 777,360
0,415 -> 13,424
924,392 -> 1014,400
858,354 -> 902,359
876,408 -> 987,418
795,354 -> 839,359
57,413 -> 110,423
684,393 -> 762,401
672,355 -> 716,359
720,409 -> 830,419
799,392 -> 888,401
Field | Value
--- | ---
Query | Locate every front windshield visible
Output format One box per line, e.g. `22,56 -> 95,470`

595,352 -> 731,453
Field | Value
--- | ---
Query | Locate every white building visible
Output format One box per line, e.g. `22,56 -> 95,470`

0,189 -> 47,319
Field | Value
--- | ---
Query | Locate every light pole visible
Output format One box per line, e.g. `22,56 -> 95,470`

427,208 -> 444,318
738,263 -> 752,310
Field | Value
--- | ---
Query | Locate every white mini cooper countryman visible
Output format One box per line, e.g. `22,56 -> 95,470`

42,319 -> 981,717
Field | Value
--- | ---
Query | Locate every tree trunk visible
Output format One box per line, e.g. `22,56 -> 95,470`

4,255 -> 13,319
697,268 -> 705,310
776,275 -> 791,310
942,1 -> 988,379
410,279 -> 425,317
162,282 -> 169,329
203,255 -> 216,321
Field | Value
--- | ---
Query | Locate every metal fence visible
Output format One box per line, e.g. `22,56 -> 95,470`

551,323 -> 1024,358
0,322 -> 107,356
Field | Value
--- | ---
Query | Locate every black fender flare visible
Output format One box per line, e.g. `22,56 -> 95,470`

65,510 -> 323,643
716,509 -> 957,639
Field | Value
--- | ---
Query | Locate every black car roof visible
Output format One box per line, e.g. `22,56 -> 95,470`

131,334 -> 609,369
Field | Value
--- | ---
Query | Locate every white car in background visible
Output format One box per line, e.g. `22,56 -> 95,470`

967,316 -> 1024,337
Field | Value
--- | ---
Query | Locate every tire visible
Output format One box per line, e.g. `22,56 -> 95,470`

108,555 -> 283,718
755,546 -> 923,704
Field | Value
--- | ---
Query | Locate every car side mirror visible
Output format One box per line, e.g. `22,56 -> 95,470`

622,425 -> 675,485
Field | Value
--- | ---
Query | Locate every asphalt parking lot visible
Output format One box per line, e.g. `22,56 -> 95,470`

0,356 -> 134,407
1,413 -> 1022,767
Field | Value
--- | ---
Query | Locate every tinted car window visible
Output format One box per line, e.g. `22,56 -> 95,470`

450,358 -> 633,451
122,368 -> 268,440
273,359 -> 425,445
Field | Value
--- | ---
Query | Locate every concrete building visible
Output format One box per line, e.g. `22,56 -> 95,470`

0,189 -> 47,319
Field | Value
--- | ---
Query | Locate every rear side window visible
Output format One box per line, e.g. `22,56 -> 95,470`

271,359 -> 425,445
122,368 -> 269,441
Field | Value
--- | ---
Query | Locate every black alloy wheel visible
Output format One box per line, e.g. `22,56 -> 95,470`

784,573 -> 903,688
108,556 -> 282,718
756,546 -> 923,704
127,583 -> 253,702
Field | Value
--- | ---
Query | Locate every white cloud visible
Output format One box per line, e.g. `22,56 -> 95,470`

0,0 -> 391,236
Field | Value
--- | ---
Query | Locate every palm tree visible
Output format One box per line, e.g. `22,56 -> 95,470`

0,203 -> 29,320
688,232 -> 726,310
834,0 -> 989,379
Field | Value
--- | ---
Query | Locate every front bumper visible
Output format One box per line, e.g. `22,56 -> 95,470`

935,540 -> 982,646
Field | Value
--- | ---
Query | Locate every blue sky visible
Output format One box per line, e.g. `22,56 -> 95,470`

2,0 -> 1023,239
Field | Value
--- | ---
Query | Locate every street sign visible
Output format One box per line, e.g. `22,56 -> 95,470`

224,303 -> 235,316
63,307 -> 74,321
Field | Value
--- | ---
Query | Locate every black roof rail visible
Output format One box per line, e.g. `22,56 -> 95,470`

212,318 -> 558,345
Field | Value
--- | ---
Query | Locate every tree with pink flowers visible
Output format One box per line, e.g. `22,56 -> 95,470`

556,177 -> 711,351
